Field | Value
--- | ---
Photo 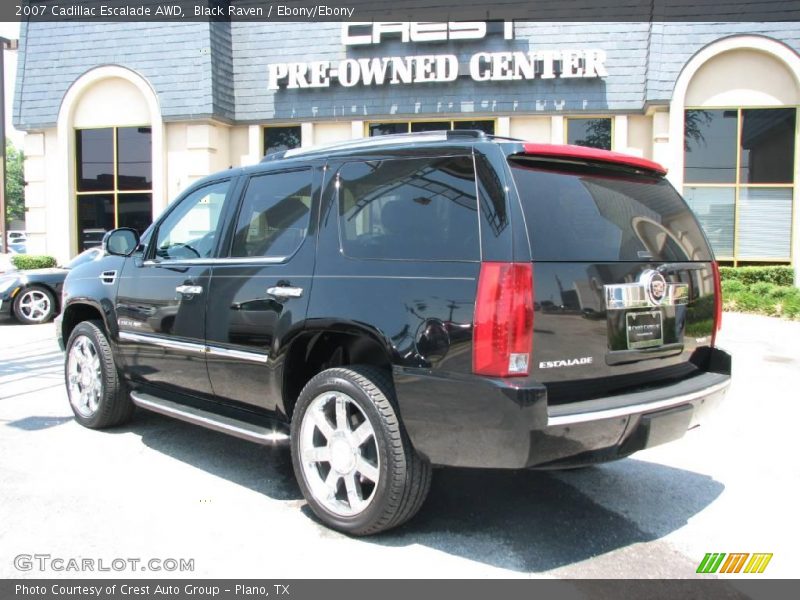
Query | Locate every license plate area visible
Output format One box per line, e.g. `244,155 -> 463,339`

626,310 -> 663,349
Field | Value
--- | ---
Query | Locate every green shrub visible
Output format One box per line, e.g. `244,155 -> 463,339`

10,255 -> 58,270
730,291 -> 760,312
783,296 -> 800,318
721,279 -> 745,294
719,266 -> 794,287
749,282 -> 778,297
717,265 -> 799,318
768,286 -> 800,301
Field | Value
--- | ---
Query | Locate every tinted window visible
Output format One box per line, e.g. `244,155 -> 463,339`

737,187 -> 792,259
77,195 -> 114,250
117,193 -> 153,234
76,127 -> 153,250
453,120 -> 496,135
76,129 -> 114,192
264,126 -> 301,155
231,170 -> 312,258
368,121 -> 496,136
117,127 -> 152,190
369,122 -> 408,136
410,121 -> 450,133
740,108 -> 795,184
509,158 -> 713,262
338,157 -> 479,261
567,118 -> 612,150
683,187 -> 735,258
684,109 -> 738,183
154,181 -> 229,261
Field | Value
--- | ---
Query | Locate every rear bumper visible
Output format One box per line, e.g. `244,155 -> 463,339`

547,373 -> 729,426
393,347 -> 731,469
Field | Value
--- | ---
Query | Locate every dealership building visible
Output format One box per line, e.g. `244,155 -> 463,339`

11,20 -> 800,279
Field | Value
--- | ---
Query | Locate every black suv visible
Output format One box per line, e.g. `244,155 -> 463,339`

57,131 -> 731,535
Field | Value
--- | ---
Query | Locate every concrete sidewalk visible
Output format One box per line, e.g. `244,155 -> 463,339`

0,313 -> 797,578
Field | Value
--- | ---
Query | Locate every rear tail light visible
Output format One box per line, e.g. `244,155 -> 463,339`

711,261 -> 722,347
473,262 -> 534,377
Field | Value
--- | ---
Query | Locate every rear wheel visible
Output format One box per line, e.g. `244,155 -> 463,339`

65,320 -> 134,429
13,285 -> 55,324
290,365 -> 431,535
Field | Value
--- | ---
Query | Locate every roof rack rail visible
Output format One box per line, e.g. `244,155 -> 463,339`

261,150 -> 288,162
257,129 -> 523,163
259,131 -> 447,162
445,129 -> 486,139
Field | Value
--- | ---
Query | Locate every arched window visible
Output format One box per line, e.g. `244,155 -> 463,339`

672,37 -> 800,264
58,66 -> 164,256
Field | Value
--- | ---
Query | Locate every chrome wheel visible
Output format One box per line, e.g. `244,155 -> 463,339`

67,335 -> 103,418
298,391 -> 380,517
17,289 -> 52,322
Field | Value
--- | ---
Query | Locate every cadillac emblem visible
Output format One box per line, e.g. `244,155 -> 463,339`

640,270 -> 668,306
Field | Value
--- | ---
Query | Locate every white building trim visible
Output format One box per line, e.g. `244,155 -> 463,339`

669,35 -> 800,283
56,65 -> 164,258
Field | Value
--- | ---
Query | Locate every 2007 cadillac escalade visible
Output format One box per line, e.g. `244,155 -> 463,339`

56,131 -> 731,535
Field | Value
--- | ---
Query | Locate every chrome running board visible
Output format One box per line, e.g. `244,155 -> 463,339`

130,391 -> 289,445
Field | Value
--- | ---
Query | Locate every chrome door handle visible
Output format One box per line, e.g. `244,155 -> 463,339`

267,286 -> 303,299
176,284 -> 203,296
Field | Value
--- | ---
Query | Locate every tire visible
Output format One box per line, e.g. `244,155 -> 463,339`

290,365 -> 432,536
65,320 -> 134,429
13,285 -> 56,324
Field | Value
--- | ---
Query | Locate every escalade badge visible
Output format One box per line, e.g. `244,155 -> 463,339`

641,270 -> 667,305
539,357 -> 594,369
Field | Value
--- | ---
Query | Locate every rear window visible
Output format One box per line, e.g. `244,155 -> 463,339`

509,158 -> 713,262
338,156 -> 479,261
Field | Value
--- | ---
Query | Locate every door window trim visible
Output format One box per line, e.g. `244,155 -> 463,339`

222,166 -> 316,264
142,255 -> 290,267
144,177 -> 235,264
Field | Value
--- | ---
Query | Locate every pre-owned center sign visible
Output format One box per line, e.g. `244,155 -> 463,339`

267,22 -> 608,90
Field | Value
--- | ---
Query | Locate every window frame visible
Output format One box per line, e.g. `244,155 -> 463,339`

683,105 -> 798,264
144,177 -> 235,263
225,166 -> 316,262
564,116 -> 615,150
75,125 -> 154,251
334,154 -> 482,263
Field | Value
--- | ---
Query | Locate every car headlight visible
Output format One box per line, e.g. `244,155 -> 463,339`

0,277 -> 20,294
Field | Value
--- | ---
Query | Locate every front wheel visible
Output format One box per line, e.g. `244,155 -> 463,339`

13,285 -> 56,324
290,365 -> 431,535
65,320 -> 134,429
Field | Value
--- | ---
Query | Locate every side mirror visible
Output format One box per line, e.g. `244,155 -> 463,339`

103,228 -> 141,257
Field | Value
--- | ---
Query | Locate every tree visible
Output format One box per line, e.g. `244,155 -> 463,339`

5,138 -> 25,224
684,109 -> 713,152
574,119 -> 612,150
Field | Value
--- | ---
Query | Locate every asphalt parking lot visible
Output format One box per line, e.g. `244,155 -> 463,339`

0,312 -> 797,579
